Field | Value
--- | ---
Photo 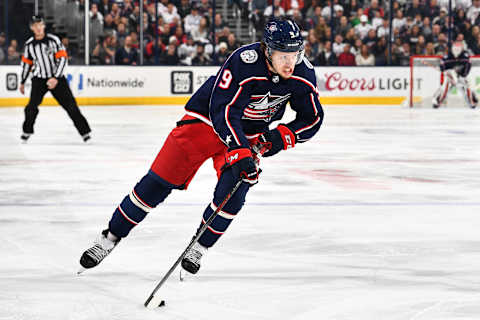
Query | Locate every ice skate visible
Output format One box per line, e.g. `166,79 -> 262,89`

180,242 -> 207,280
78,229 -> 120,274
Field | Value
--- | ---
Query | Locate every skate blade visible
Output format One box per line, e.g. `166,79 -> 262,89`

179,268 -> 190,282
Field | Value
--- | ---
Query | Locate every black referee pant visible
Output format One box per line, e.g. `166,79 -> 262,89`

23,77 -> 91,136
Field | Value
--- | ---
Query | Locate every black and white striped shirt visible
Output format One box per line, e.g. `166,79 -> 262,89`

21,33 -> 68,84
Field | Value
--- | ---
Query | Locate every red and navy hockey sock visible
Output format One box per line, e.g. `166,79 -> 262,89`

109,172 -> 172,238
197,169 -> 250,248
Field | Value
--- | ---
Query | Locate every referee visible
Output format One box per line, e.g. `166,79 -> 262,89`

20,15 -> 91,143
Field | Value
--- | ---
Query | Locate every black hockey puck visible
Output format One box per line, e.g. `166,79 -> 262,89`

158,300 -> 166,307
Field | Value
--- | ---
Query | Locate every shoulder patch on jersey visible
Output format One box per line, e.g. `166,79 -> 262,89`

240,50 -> 258,63
303,57 -> 314,69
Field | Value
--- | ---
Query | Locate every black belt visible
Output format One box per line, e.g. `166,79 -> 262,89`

176,118 -> 203,127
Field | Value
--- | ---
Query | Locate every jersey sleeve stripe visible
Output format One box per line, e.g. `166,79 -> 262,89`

225,86 -> 244,146
295,116 -> 321,134
309,93 -> 318,116
185,111 -> 213,126
55,50 -> 68,59
239,76 -> 269,86
21,55 -> 33,65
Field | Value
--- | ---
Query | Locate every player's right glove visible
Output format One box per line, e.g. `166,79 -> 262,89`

226,147 -> 259,185
259,124 -> 296,157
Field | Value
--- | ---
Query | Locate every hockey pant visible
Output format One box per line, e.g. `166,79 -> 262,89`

23,77 -> 91,135
108,115 -> 255,248
433,70 -> 478,107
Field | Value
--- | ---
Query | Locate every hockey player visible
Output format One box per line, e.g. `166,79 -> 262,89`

79,19 -> 324,276
432,42 -> 479,109
20,15 -> 92,142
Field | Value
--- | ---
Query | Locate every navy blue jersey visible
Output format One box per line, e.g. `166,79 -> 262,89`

440,51 -> 472,78
185,42 -> 324,149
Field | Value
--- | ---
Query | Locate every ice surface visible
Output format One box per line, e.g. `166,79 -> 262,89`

1,105 -> 480,320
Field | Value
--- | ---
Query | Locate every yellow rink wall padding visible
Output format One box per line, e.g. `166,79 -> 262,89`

0,96 -> 406,107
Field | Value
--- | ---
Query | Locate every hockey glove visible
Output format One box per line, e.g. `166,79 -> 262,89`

259,125 -> 296,157
226,147 -> 259,185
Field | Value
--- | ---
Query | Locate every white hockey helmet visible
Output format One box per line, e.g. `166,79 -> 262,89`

451,42 -> 463,58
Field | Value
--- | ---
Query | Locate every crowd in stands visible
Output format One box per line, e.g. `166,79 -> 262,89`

1,0 -> 480,66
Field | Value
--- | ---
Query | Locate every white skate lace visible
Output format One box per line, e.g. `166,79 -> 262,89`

184,243 -> 207,264
87,236 -> 115,262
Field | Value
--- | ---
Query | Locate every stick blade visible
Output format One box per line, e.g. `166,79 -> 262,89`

144,294 -> 165,309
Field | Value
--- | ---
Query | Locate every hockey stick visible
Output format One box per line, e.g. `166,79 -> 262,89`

144,178 -> 244,309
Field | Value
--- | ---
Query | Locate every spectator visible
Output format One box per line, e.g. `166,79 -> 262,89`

377,17 -> 390,38
160,23 -> 173,46
433,7 -> 448,26
213,42 -> 229,65
62,37 -> 76,65
162,3 -> 181,25
115,35 -> 138,65
332,34 -> 344,56
338,43 -> 356,66
392,10 -> 407,31
184,6 -> 202,35
197,0 -> 213,17
307,30 -> 320,58
264,0 -> 286,18
344,0 -> 361,20
405,0 -> 425,19
90,2 -> 104,24
6,46 -> 20,65
178,35 -> 197,65
123,0 -> 135,17
314,16 -> 328,42
99,0 -> 111,17
354,15 -> 373,40
414,35 -> 427,55
336,15 -> 350,37
104,14 -> 116,35
192,17 -> 210,43
116,22 -> 128,45
422,17 -> 433,39
364,0 -> 384,20
467,0 -> 480,24
364,29 -> 377,48
397,43 -> 411,66
226,33 -> 239,55
110,2 -> 122,19
92,35 -> 115,65
372,37 -> 387,66
128,6 -> 141,32
250,0 -> 267,31
424,0 -> 441,20
425,42 -> 436,55
316,41 -> 337,66
304,41 -> 318,65
145,38 -> 166,64
157,0 -> 170,17
355,44 -> 375,66
371,11 -> 383,30
177,0 -> 191,19
214,13 -> 226,32
192,43 -> 212,66
174,26 -> 187,45
434,33 -> 448,54
161,42 -> 180,65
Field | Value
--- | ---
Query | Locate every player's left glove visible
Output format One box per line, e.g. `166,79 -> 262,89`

259,124 -> 296,157
226,147 -> 259,185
